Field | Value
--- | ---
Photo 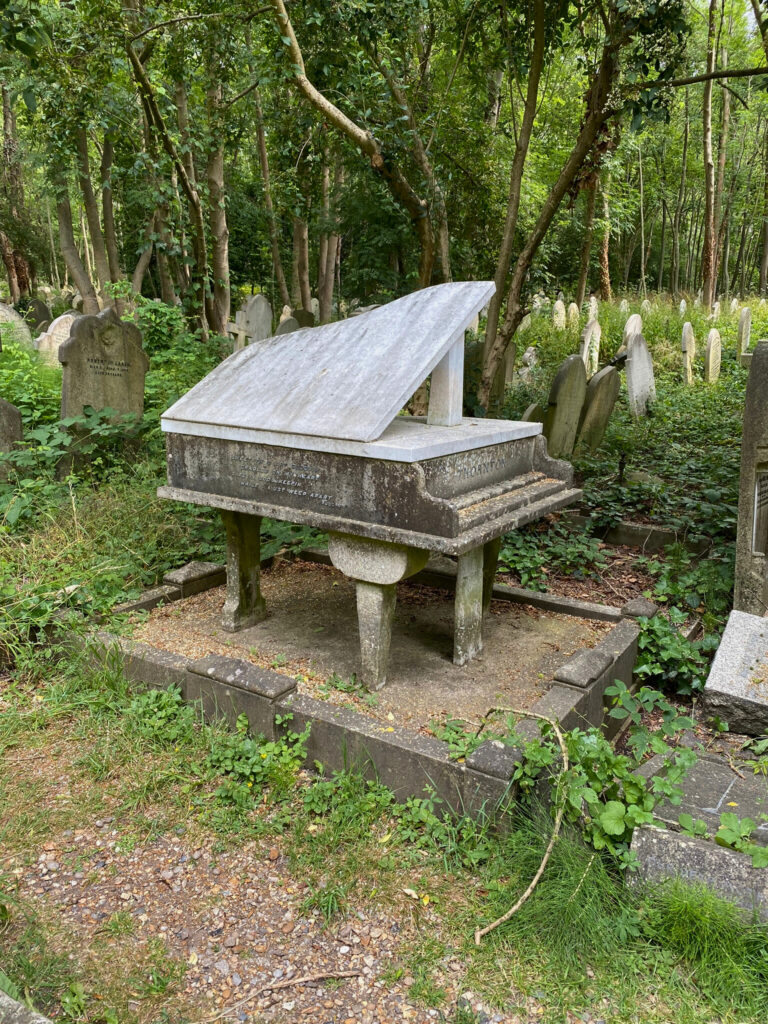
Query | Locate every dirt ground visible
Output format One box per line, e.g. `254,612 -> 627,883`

129,560 -> 611,733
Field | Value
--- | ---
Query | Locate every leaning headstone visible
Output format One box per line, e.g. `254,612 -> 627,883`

567,302 -> 579,327
27,297 -> 52,330
241,294 -> 272,342
293,308 -> 315,328
622,313 -> 643,348
35,312 -> 79,366
552,299 -> 566,330
625,333 -> 656,418
542,354 -> 587,458
640,298 -> 652,316
0,397 -> 23,482
518,313 -> 531,333
275,316 -> 299,336
619,299 -> 629,314
59,307 -> 148,421
738,306 -> 752,355
279,304 -> 292,324
678,298 -> 687,316
703,610 -> 768,735
681,321 -> 696,385
580,319 -> 601,378
704,328 -> 721,383
0,302 -> 32,346
735,341 -> 768,614
730,297 -> 740,314
574,365 -> 619,454
588,294 -> 598,319
710,300 -> 721,320
522,402 -> 545,423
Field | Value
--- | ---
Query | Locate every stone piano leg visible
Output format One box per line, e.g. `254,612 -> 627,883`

328,533 -> 430,690
454,538 -> 501,666
220,510 -> 267,631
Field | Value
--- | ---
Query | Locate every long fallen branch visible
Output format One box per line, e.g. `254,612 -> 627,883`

192,969 -> 361,1023
473,707 -> 569,946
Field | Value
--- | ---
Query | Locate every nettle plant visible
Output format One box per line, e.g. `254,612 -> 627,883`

511,682 -> 697,866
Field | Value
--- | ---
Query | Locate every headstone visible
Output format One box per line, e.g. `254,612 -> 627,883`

704,328 -> 721,383
710,300 -> 721,320
580,319 -> 601,378
59,307 -> 148,421
0,397 -> 23,481
557,290 -> 564,302
694,294 -> 702,309
703,610 -> 768,735
275,316 -> 299,336
522,402 -> 544,423
552,299 -> 566,329
735,341 -> 768,615
730,297 -> 740,314
241,294 -> 272,342
622,313 -> 643,348
541,354 -> 587,458
625,332 -> 655,418
517,345 -> 538,383
567,302 -> 579,327
27,297 -> 52,329
518,313 -> 531,333
349,303 -> 380,319
678,298 -> 687,316
226,321 -> 250,351
35,312 -> 79,366
279,304 -> 292,324
640,298 -> 652,316
588,294 -> 598,319
293,308 -> 315,329
0,302 -> 32,346
681,321 -> 696,385
619,299 -> 629,314
738,306 -> 752,354
311,296 -> 320,322
574,365 -> 619,454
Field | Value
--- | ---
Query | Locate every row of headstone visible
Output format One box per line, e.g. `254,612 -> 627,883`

0,303 -> 32,348
36,312 -> 80,365
580,319 -> 601,378
625,331 -> 656,418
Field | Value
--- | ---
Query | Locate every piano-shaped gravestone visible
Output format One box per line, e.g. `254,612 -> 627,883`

160,282 -> 581,689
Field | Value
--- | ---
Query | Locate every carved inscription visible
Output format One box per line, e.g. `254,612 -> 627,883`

423,440 -> 532,499
85,356 -> 132,379
229,451 -> 335,506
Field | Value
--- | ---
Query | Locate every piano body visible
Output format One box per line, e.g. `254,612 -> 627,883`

159,282 -> 580,688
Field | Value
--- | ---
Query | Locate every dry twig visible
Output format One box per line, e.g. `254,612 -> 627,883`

191,969 -> 361,1023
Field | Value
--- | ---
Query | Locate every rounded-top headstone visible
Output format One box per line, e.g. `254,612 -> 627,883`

580,319 -> 602,378
588,295 -> 599,319
27,297 -> 52,329
738,306 -> 751,355
679,298 -> 687,316
36,312 -> 79,366
641,298 -> 652,316
542,353 -> 587,458
681,321 -> 696,385
241,293 -> 273,342
293,308 -> 315,328
575,365 -> 620,454
626,332 -> 656,418
552,299 -> 566,330
275,316 -> 299,336
622,313 -> 643,348
0,302 -> 32,347
710,300 -> 721,320
619,299 -> 629,314
730,297 -> 740,314
567,302 -> 580,327
705,328 -> 722,383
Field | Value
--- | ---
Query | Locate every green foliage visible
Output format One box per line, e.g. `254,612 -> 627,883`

126,686 -> 198,748
635,542 -> 734,630
715,812 -> 768,869
498,519 -> 607,591
634,611 -> 710,694
207,714 -> 310,805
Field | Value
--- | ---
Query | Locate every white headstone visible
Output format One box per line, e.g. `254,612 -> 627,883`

705,328 -> 722,383
567,302 -> 580,327
580,319 -> 602,378
730,297 -> 739,314
311,296 -> 320,322
619,299 -> 629,314
710,300 -> 721,320
738,307 -> 751,355
552,299 -> 566,330
518,313 -> 531,333
0,302 -> 32,346
35,312 -> 78,365
681,321 -> 696,385
241,294 -> 273,342
679,299 -> 687,316
622,313 -> 643,348
279,304 -> 292,324
626,333 -> 656,418
640,298 -> 652,316
588,295 -> 599,319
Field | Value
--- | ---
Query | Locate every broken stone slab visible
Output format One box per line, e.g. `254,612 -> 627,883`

631,825 -> 768,922
621,597 -> 658,619
703,609 -> 768,735
163,560 -> 226,597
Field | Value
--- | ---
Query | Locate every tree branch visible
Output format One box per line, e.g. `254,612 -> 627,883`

637,65 -> 768,90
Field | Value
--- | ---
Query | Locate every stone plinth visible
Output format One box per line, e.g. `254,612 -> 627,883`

703,609 -> 768,734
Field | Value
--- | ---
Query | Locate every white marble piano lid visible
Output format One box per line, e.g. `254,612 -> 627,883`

162,281 -> 496,444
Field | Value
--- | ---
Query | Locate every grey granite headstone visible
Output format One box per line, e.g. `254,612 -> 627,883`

735,340 -> 768,614
0,302 -> 32,346
0,397 -> 23,481
703,609 -> 768,734
36,312 -> 78,366
626,332 -> 655,418
622,313 -> 642,348
241,294 -> 272,342
580,319 -> 601,378
730,297 -> 740,314
293,308 -> 315,328
163,281 -> 495,444
542,354 -> 587,458
275,316 -> 299,336
738,306 -> 751,355
552,299 -> 566,330
681,322 -> 695,385
704,328 -> 721,383
588,295 -> 598,319
679,298 -> 686,316
710,300 -> 721,320
619,299 -> 629,314
567,302 -> 579,327
522,402 -> 545,423
574,365 -> 619,454
59,307 -> 148,420
28,297 -> 52,329
641,298 -> 652,316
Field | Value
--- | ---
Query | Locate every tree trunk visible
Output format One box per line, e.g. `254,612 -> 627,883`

576,177 -> 598,307
658,200 -> 667,292
56,182 -> 99,313
599,175 -> 612,300
131,211 -> 157,295
100,136 -> 122,282
700,0 -> 718,308
638,148 -> 647,296
294,217 -> 312,311
255,88 -> 290,307
206,83 -> 230,334
485,69 -> 503,126
319,161 -> 343,323
0,230 -> 20,303
75,125 -> 111,301
46,199 -> 61,289
713,35 -> 731,289
671,92 -> 689,295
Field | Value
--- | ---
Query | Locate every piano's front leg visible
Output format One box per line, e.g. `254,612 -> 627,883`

220,510 -> 267,631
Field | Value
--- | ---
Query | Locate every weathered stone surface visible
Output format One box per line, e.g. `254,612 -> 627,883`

454,545 -> 483,666
588,294 -> 598,319
738,306 -> 751,354
293,308 -> 315,328
221,510 -> 267,631
679,298 -> 686,315
0,397 -> 23,481
36,312 -> 78,365
703,609 -> 768,734
641,298 -> 652,315
631,826 -> 768,922
622,313 -> 642,347
27,297 -> 52,328
711,299 -> 721,319
275,316 -> 299,335
552,299 -> 566,329
241,293 -> 272,341
59,307 -> 148,420
522,402 -> 544,422
704,327 -> 721,383
574,365 -> 619,454
163,281 -> 494,444
567,302 -> 580,327
580,318 -> 601,378
0,990 -> 55,1024
163,560 -> 226,597
621,596 -> 658,619
542,354 -> 587,458
554,648 -> 613,688
625,332 -> 656,418
681,321 -> 695,385
0,302 -> 32,345
734,341 -> 768,614
730,297 -> 740,314
328,533 -> 429,585
619,299 -> 629,313
186,654 -> 295,739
